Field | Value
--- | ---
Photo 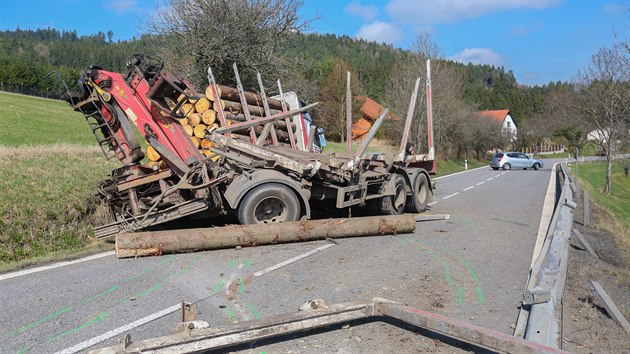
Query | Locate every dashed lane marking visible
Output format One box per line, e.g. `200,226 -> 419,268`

463,186 -> 474,191
476,181 -> 485,186
443,192 -> 460,200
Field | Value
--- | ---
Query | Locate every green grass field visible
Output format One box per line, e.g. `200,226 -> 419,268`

0,92 -> 95,146
0,92 -> 116,268
576,160 -> 630,243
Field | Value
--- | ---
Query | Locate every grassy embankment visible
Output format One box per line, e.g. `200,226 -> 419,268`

576,160 -> 630,250
0,92 -> 116,270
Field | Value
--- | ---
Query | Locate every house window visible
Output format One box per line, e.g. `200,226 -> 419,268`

507,121 -> 511,129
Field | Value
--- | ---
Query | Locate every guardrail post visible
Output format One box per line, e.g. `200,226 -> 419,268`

583,190 -> 590,226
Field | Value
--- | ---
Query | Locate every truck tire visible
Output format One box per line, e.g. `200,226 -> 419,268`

406,173 -> 429,213
237,183 -> 301,225
378,174 -> 407,215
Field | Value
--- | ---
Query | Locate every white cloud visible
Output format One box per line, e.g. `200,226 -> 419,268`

345,2 -> 379,22
603,3 -> 627,15
386,0 -> 560,25
105,0 -> 138,14
449,48 -> 504,66
356,21 -> 402,44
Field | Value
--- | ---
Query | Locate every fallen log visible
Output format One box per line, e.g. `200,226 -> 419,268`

115,214 -> 416,258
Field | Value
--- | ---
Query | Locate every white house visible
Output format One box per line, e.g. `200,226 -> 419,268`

479,109 -> 517,141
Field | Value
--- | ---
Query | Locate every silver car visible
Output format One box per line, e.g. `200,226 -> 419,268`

490,152 -> 543,170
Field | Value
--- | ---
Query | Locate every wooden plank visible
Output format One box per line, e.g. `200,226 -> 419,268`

589,280 -> 630,332
572,229 -> 598,258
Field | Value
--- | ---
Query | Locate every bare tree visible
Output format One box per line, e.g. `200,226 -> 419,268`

317,58 -> 364,142
573,41 -> 630,194
148,0 -> 311,88
384,32 -> 472,159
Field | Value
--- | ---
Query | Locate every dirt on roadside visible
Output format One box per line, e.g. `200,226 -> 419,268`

562,202 -> 630,353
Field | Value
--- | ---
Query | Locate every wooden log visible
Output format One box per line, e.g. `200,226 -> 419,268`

208,84 -> 284,110
202,109 -> 216,125
193,124 -> 207,138
201,138 -> 214,150
212,100 -> 225,111
190,136 -> 200,148
183,124 -> 193,136
181,103 -> 195,117
146,145 -> 161,162
204,85 -> 221,102
221,99 -> 282,117
115,215 -> 416,258
177,117 -> 188,126
195,97 -> 211,113
189,113 -> 202,127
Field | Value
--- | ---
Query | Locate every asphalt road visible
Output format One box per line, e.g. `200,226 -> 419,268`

0,160 -> 558,353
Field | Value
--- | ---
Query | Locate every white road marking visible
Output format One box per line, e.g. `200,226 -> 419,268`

58,243 -> 336,353
501,172 -> 507,175
442,192 -> 460,200
226,277 -> 249,321
54,303 -> 181,354
476,181 -> 485,186
254,243 -> 335,277
486,178 -> 494,181
0,251 -> 116,282
428,201 -> 438,206
494,174 -> 500,178
432,165 -> 488,180
463,186 -> 474,191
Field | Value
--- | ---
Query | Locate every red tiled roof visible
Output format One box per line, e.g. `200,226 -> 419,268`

478,109 -> 510,124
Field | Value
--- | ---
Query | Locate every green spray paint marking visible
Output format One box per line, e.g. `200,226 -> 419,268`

400,238 -> 464,304
79,285 -> 121,305
225,306 -> 238,323
245,259 -> 252,268
167,266 -> 191,279
11,306 -> 72,336
432,246 -> 484,304
213,279 -> 226,294
50,311 -> 109,340
136,283 -> 164,298
229,259 -> 234,268
247,304 -> 261,320
16,345 -> 29,354
238,279 -> 245,294
5,254 -> 181,341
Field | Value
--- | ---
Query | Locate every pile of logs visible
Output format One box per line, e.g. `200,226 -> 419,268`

145,83 -> 297,169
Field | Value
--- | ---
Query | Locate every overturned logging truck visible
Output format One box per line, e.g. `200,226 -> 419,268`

57,54 -> 436,239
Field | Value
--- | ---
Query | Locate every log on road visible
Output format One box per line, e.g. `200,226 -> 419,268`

115,215 -> 416,258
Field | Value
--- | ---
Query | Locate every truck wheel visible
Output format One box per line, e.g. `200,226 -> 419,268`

406,173 -> 429,213
378,174 -> 407,215
237,183 -> 301,225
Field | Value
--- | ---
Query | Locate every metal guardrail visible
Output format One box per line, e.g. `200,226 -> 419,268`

516,163 -> 576,349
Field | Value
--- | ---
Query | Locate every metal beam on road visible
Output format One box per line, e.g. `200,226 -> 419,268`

91,298 -> 569,354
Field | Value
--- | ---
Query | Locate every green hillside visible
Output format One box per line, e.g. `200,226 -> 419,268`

0,92 -> 116,268
0,91 -> 93,146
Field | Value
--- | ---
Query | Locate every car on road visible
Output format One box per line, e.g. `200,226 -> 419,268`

490,152 -> 543,170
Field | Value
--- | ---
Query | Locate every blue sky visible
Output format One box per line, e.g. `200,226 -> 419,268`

1,0 -> 628,86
